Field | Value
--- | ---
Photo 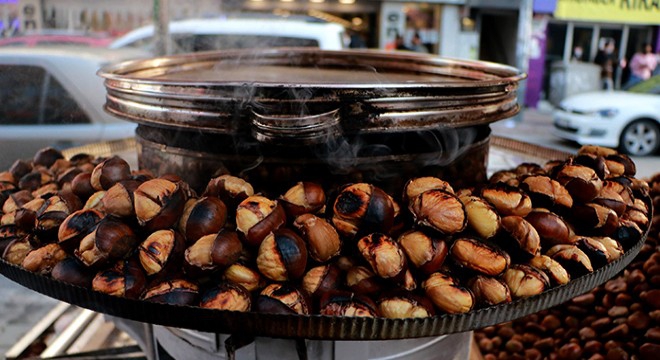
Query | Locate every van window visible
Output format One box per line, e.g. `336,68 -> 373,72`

0,65 -> 90,125
191,35 -> 319,52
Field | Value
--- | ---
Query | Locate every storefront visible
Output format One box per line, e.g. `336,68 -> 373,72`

531,0 -> 660,106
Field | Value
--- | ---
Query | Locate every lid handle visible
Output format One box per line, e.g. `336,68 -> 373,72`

250,108 -> 343,146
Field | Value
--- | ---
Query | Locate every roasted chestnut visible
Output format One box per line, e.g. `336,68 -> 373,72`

58,209 -> 104,253
574,235 -> 611,269
90,156 -> 131,191
409,189 -> 466,235
499,215 -> 542,259
203,174 -> 254,211
200,282 -> 251,312
377,291 -> 435,318
357,233 -> 406,281
319,291 -> 377,317
71,172 -> 95,200
459,195 -> 501,239
450,238 -> 510,276
2,236 -> 33,265
594,181 -> 628,216
138,229 -> 185,277
554,164 -> 603,203
605,153 -> 636,177
422,272 -> 474,314
178,196 -> 228,244
573,153 -> 610,180
403,177 -> 454,203
280,181 -> 326,216
74,217 -> 138,268
502,264 -> 549,299
102,180 -> 141,218
591,236 -> 624,261
9,159 -> 32,181
235,195 -> 286,247
614,218 -> 644,248
332,183 -> 395,238
397,230 -> 448,274
624,198 -> 650,228
256,228 -> 307,281
515,163 -> 546,177
528,255 -> 570,286
524,209 -> 574,247
520,175 -> 573,211
489,170 -> 519,187
223,262 -> 264,292
481,183 -> 533,217
257,283 -> 310,315
33,147 -> 64,168
346,265 -> 382,295
467,275 -> 512,307
21,243 -> 67,275
546,244 -> 594,278
577,145 -> 618,157
293,213 -> 341,263
571,203 -> 619,236
92,257 -> 147,299
18,168 -> 53,192
134,178 -> 187,232
83,191 -> 105,211
3,190 -> 33,214
302,264 -> 341,299
51,256 -> 94,288
142,279 -> 199,305
184,230 -> 243,277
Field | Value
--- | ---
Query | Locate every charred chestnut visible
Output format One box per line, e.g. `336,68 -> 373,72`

319,291 -> 377,317
18,169 -> 53,192
280,181 -> 326,216
591,236 -> 624,261
293,214 -> 341,263
51,256 -> 95,288
489,170 -> 519,187
499,215 -> 542,259
502,264 -> 549,299
377,291 -> 435,318
58,209 -> 104,253
3,190 -> 33,214
554,164 -> 603,203
256,228 -> 307,281
178,196 -> 227,244
467,275 -> 512,307
571,203 -> 619,236
520,175 -> 573,211
138,229 -> 185,277
90,156 -> 131,191
21,243 -> 67,275
332,183 -> 394,238
302,264 -> 341,299
92,258 -> 146,299
614,218 -> 644,248
409,189 -> 466,235
524,209 -> 574,247
223,262 -> 264,292
459,195 -> 501,239
397,230 -> 448,274
422,272 -> 474,314
235,195 -> 286,247
257,283 -> 310,315
9,159 -> 32,181
74,217 -> 138,268
594,181 -> 628,216
142,279 -> 199,305
33,147 -> 64,168
546,244 -> 594,278
203,174 -> 254,211
574,236 -> 611,269
200,282 -> 251,312
528,255 -> 570,286
450,238 -> 510,276
480,183 -> 533,217
102,180 -> 141,218
134,178 -> 187,232
357,233 -> 406,280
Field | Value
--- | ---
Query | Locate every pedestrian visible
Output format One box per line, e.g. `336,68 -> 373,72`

395,34 -> 411,51
594,39 -> 619,91
411,32 -> 428,53
624,43 -> 657,89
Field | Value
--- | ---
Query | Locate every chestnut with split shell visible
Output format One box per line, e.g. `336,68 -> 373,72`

257,283 -> 310,315
200,282 -> 251,312
256,228 -> 307,282
332,183 -> 395,238
235,195 -> 286,247
409,189 -> 466,235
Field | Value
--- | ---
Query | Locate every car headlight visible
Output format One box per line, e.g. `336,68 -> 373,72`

597,109 -> 619,118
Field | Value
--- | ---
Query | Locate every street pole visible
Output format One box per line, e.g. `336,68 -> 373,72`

515,0 -> 533,121
153,0 -> 171,56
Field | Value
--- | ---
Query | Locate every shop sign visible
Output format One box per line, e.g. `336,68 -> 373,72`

554,0 -> 660,25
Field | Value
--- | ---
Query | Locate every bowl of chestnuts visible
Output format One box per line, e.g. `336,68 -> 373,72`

0,143 -> 651,339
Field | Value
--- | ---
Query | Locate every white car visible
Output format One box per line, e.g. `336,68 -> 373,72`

553,76 -> 660,156
109,17 -> 346,53
0,47 -> 149,168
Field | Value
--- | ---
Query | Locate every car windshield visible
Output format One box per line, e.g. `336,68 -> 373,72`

627,75 -> 660,95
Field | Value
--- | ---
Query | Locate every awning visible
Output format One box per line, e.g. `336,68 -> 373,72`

554,0 -> 660,25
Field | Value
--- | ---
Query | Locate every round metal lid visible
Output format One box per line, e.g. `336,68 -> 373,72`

98,48 -> 526,135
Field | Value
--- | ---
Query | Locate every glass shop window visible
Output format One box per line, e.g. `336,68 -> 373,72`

0,65 -> 90,126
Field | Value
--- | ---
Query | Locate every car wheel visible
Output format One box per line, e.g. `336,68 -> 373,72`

619,120 -> 660,156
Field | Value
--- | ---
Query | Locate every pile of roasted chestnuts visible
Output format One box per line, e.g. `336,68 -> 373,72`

474,172 -> 660,360
0,144 -> 651,320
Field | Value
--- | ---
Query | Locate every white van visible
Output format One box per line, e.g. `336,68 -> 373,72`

109,18 -> 346,53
